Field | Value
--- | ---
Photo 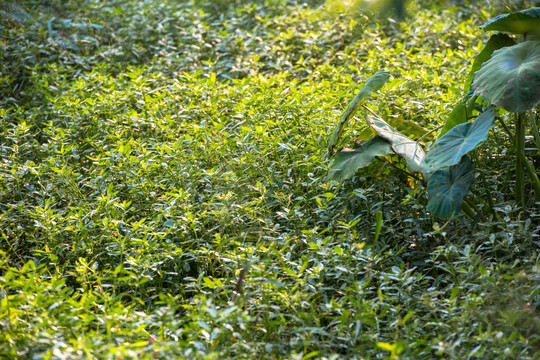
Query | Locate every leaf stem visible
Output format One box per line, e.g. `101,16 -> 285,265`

498,114 -> 540,204
479,170 -> 503,221
385,157 -> 422,182
461,199 -> 476,220
496,116 -> 514,139
528,110 -> 540,152
522,154 -> 540,205
361,104 -> 383,120
416,124 -> 443,142
516,113 -> 525,208
465,95 -> 479,119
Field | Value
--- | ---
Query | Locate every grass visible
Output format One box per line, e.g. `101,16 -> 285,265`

1,0 -> 539,359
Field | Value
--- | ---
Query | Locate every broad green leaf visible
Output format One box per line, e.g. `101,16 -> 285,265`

439,102 -> 467,137
366,116 -> 428,176
328,70 -> 391,155
481,7 -> 540,35
327,136 -> 392,182
427,155 -> 474,220
424,107 -> 496,170
472,41 -> 540,113
464,33 -> 516,91
387,116 -> 428,140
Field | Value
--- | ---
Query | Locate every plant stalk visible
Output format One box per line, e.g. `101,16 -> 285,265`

461,200 -> 476,220
515,113 -> 525,208
522,152 -> 540,204
497,115 -> 540,204
479,170 -> 502,221
529,110 -> 540,152
416,124 -> 443,142
465,95 -> 479,119
496,116 -> 514,139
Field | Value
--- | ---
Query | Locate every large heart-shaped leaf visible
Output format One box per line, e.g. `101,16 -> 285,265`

424,107 -> 496,170
472,41 -> 540,113
327,136 -> 392,182
464,33 -> 516,91
426,155 -> 474,220
366,116 -> 428,176
481,7 -> 540,34
328,70 -> 391,155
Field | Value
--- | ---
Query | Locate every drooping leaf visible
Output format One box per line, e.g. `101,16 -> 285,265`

327,136 -> 392,182
472,41 -> 540,113
387,116 -> 428,140
439,102 -> 467,137
464,33 -> 516,91
426,155 -> 474,220
328,70 -> 391,155
366,116 -> 428,176
481,7 -> 540,35
424,107 -> 496,170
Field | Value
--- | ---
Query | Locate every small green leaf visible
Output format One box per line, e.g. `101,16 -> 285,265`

328,70 -> 391,155
366,116 -> 428,176
327,136 -> 392,182
374,210 -> 383,244
376,342 -> 395,352
450,287 -> 459,301
303,351 -> 321,360
481,7 -> 540,35
203,277 -> 216,289
424,107 -> 496,170
427,155 -> 474,220
472,41 -> 540,113
465,33 -> 516,91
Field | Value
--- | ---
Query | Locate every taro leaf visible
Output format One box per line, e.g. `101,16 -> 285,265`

387,116 -> 427,140
472,41 -> 540,113
439,102 -> 467,137
426,155 -> 474,220
464,33 -> 516,91
366,116 -> 428,176
481,7 -> 540,35
328,70 -> 391,156
424,107 -> 496,170
327,136 -> 392,182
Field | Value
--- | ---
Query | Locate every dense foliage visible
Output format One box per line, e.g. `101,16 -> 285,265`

1,0 -> 539,359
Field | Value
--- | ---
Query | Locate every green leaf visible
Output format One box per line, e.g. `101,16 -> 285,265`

376,342 -> 396,352
481,7 -> 540,35
464,33 -> 516,91
387,116 -> 428,140
439,102 -> 467,137
472,41 -> 540,113
328,70 -> 391,155
1,3 -> 33,24
424,107 -> 496,170
366,116 -> 428,176
427,155 -> 474,220
327,136 -> 392,182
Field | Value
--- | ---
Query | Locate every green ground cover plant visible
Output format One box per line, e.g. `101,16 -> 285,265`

1,0 -> 539,359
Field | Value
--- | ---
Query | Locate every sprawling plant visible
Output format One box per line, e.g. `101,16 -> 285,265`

469,7 -> 540,207
327,7 -> 540,219
326,70 -> 485,219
